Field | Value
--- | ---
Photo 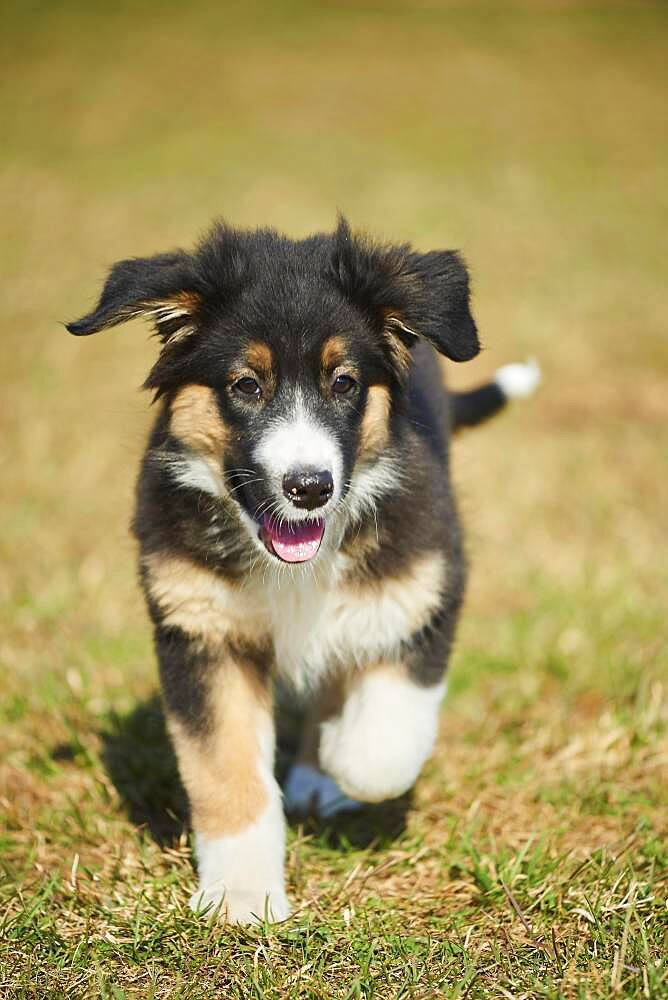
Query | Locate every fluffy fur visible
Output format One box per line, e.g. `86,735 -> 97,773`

67,217 -> 537,924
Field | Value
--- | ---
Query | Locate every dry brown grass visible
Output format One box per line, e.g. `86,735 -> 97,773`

1,2 -> 666,997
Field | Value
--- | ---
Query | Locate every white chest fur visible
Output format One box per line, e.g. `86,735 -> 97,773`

248,550 -> 445,689
144,548 -> 445,690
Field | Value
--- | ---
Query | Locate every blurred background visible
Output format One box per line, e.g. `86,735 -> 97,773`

1,1 -> 666,989
3,0 -> 665,699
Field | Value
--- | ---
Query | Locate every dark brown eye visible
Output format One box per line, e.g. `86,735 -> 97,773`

332,373 -> 356,395
233,376 -> 261,398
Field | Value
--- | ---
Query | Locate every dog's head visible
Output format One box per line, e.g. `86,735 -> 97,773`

68,219 -> 479,564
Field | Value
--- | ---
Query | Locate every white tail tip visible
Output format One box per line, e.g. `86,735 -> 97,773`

494,358 -> 541,399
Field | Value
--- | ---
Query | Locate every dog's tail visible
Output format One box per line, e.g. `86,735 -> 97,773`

450,358 -> 541,431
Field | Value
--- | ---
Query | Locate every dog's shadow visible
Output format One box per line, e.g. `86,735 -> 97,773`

99,694 -> 189,844
89,694 -> 411,850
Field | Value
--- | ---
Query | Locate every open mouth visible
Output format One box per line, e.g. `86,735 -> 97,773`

259,514 -> 325,563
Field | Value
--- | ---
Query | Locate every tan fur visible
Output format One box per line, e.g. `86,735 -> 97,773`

167,658 -> 272,837
143,553 -> 267,642
341,524 -> 380,562
383,315 -> 414,373
148,289 -> 201,315
358,384 -> 391,459
245,340 -> 275,382
320,335 -> 349,372
344,549 -> 446,634
170,385 -> 228,458
143,291 -> 201,343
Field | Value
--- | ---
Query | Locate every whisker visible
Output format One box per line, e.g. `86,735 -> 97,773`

227,477 -> 264,497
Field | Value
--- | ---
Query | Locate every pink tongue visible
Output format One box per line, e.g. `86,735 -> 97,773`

262,516 -> 325,563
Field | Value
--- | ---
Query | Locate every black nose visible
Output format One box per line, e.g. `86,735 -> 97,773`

282,469 -> 334,510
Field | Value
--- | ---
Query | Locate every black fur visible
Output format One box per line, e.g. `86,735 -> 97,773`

450,381 -> 507,430
69,219 -> 508,785
66,217 -> 535,919
330,219 -> 479,362
68,219 -> 483,681
67,218 -> 479,363
153,623 -> 215,734
68,219 -> 480,586
67,252 -> 200,339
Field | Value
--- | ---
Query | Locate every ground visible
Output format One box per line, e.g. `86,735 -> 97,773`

1,2 -> 666,998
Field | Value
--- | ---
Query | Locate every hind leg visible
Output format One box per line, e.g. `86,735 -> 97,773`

283,676 -> 362,818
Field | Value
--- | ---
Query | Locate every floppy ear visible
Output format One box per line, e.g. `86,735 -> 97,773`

66,251 -> 201,345
330,218 -> 480,363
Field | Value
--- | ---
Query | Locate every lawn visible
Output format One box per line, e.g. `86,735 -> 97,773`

1,2 -> 666,997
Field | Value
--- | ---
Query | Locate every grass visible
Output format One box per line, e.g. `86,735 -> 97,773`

1,1 -> 666,996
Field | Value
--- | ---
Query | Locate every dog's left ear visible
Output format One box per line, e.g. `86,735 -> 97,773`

66,251 -> 201,345
330,218 -> 480,363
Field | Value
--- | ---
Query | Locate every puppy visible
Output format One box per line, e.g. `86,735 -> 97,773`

68,218 -> 538,924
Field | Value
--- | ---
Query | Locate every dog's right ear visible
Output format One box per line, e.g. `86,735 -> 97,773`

66,251 -> 202,345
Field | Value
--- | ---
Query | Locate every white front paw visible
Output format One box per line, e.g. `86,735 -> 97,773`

319,672 -> 445,803
190,883 -> 291,925
320,719 -> 422,802
283,762 -> 363,818
191,799 -> 288,926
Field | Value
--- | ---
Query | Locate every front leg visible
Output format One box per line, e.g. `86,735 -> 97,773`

319,663 -> 446,803
156,625 -> 289,924
316,564 -> 458,804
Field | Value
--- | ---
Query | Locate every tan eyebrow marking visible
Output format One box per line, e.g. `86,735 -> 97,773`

320,335 -> 349,372
244,340 -> 275,379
